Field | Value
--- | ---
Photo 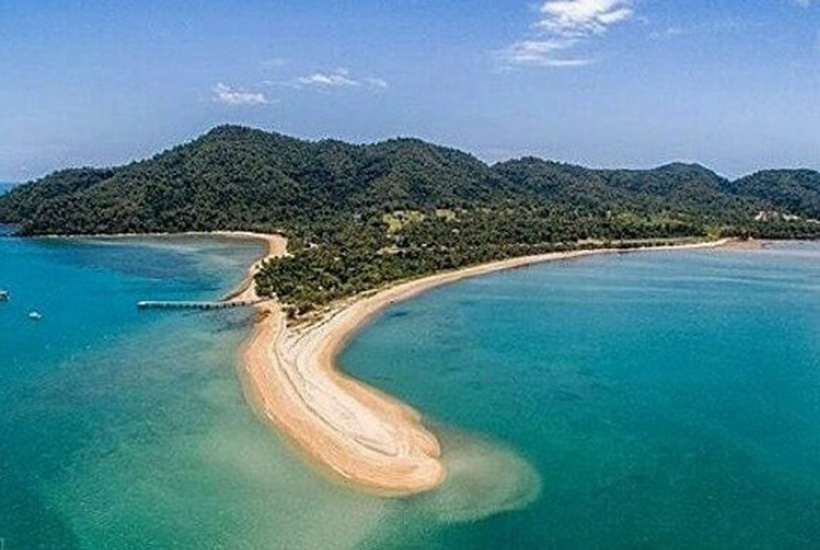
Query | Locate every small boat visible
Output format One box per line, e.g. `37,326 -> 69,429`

28,311 -> 42,321
0,289 -> 8,301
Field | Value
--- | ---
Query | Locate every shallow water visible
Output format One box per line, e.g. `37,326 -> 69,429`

3,237 -> 820,548
0,235 -> 388,549
342,242 -> 820,548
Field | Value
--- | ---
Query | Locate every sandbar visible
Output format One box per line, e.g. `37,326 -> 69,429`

235,236 -> 731,494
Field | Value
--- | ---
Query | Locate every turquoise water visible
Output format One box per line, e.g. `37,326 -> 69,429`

0,183 -> 17,194
342,243 -> 820,548
2,236 -> 819,548
0,233 -> 389,549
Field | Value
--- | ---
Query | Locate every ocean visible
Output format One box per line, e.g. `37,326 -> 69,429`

0,233 -> 384,549
341,242 -> 820,548
2,234 -> 819,548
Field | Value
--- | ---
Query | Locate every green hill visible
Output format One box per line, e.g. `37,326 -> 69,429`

724,169 -> 820,220
2,125 -> 818,309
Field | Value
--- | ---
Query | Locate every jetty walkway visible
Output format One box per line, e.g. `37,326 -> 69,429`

137,300 -> 258,311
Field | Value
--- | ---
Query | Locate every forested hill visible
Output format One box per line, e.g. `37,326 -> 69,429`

1,125 -> 818,309
0,126 -> 511,234
2,125 -> 818,235
724,169 -> 820,220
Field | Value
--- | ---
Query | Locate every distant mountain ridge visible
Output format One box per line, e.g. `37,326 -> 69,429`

725,169 -> 820,220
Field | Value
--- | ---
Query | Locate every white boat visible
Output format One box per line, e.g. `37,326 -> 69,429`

28,311 -> 42,321
0,289 -> 8,301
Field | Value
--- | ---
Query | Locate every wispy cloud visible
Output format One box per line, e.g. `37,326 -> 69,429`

295,68 -> 360,88
497,39 -> 593,67
538,0 -> 635,37
497,0 -> 636,68
211,83 -> 270,106
285,68 -> 389,91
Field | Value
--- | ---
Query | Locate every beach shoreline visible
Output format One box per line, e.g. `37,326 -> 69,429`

11,229 -> 740,494
233,236 -> 733,495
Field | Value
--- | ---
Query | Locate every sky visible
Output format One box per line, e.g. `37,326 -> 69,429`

0,0 -> 818,182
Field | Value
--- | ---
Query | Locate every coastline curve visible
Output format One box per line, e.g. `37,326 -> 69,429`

236,236 -> 730,495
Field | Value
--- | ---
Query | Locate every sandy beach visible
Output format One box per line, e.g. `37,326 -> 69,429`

234,236 -> 731,495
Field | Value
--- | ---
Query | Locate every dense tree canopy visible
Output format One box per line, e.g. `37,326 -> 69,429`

725,170 -> 820,220
1,125 -> 818,309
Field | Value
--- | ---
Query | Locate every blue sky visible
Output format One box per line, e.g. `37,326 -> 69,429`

1,0 -> 818,181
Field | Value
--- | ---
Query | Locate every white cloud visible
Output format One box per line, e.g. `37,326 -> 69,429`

288,68 -> 388,91
538,0 -> 634,37
497,0 -> 635,68
211,83 -> 269,106
497,39 -> 593,67
296,68 -> 360,88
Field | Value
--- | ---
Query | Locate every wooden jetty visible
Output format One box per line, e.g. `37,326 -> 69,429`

137,300 -> 257,311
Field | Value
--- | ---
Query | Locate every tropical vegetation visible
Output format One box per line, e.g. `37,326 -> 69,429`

2,125 -> 818,309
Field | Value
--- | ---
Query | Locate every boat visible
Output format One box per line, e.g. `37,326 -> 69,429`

28,311 -> 42,321
0,289 -> 8,301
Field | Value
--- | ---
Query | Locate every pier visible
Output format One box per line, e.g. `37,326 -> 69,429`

137,300 -> 257,311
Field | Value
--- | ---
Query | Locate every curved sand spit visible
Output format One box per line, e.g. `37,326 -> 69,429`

235,236 -> 732,495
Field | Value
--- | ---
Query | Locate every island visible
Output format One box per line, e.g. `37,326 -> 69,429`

2,125 -> 818,494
